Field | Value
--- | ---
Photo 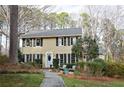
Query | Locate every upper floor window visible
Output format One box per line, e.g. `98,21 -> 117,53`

23,38 -> 43,47
35,38 -> 43,47
58,38 -> 62,46
26,39 -> 32,46
56,37 -> 78,46
36,39 -> 41,46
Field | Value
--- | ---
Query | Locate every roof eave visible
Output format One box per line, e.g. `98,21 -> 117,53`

21,34 -> 82,38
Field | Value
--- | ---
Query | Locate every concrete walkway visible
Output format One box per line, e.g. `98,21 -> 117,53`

40,70 -> 65,87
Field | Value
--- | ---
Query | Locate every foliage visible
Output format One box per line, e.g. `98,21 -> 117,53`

66,63 -> 76,69
0,54 -> 9,64
82,36 -> 99,61
72,36 -> 99,61
77,59 -> 106,76
0,62 -> 42,74
77,59 -> 124,78
93,58 -> 105,63
105,62 -> 124,78
80,13 -> 90,30
77,62 -> 85,70
53,59 -> 59,69
74,70 -> 81,75
72,38 -> 83,59
85,61 -> 106,76
18,49 -> 23,62
26,59 -> 42,68
57,12 -> 69,28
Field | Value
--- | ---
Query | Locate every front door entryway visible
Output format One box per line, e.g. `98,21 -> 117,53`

45,52 -> 53,68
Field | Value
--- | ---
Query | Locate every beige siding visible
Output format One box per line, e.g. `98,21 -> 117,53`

20,37 -> 73,67
21,37 -> 72,54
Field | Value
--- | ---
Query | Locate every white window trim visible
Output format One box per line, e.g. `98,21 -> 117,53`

73,37 -> 76,45
58,38 -> 62,46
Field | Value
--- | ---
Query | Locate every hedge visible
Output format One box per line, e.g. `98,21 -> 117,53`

77,59 -> 124,78
105,62 -> 124,78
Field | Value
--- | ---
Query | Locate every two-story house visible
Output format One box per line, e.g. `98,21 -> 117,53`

20,28 -> 83,68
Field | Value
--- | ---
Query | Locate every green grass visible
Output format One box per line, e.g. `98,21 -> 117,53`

0,73 -> 44,87
63,77 -> 124,87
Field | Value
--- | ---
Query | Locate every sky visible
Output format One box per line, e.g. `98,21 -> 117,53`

53,5 -> 84,13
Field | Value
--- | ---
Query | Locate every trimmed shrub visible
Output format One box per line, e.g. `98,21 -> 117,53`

94,58 -> 105,63
23,62 -> 36,68
34,59 -> 42,68
78,62 -> 85,69
53,59 -> 59,69
74,70 -> 81,75
0,62 -> 41,74
0,54 -> 9,64
66,63 -> 76,69
76,62 -> 85,72
85,61 -> 106,77
18,49 -> 23,62
75,60 -> 124,78
105,62 -> 124,78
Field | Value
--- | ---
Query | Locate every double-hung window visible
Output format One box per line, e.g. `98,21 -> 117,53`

36,38 -> 43,47
58,38 -> 62,46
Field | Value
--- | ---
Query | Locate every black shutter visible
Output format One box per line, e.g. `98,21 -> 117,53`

62,38 -> 63,45
56,54 -> 58,59
64,54 -> 66,64
56,37 -> 58,46
68,54 -> 70,64
41,38 -> 43,46
40,54 -> 42,64
64,37 -> 66,46
60,54 -> 63,65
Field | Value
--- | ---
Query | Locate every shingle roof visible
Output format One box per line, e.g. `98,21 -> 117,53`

21,28 -> 82,38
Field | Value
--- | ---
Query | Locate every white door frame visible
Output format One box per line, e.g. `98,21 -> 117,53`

45,51 -> 53,68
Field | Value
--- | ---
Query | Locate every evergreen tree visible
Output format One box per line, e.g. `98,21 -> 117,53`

72,38 -> 83,60
82,36 -> 99,61
72,36 -> 99,61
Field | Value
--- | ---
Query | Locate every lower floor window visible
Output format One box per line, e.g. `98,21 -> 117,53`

60,54 -> 63,65
23,54 -> 42,63
56,53 -> 77,65
26,54 -> 30,62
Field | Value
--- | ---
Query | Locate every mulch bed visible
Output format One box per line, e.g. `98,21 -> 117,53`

0,63 -> 42,74
59,73 -> 118,82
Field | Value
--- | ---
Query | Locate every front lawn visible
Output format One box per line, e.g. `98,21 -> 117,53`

0,73 -> 44,87
63,76 -> 124,87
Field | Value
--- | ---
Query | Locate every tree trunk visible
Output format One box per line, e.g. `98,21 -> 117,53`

9,5 -> 18,63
